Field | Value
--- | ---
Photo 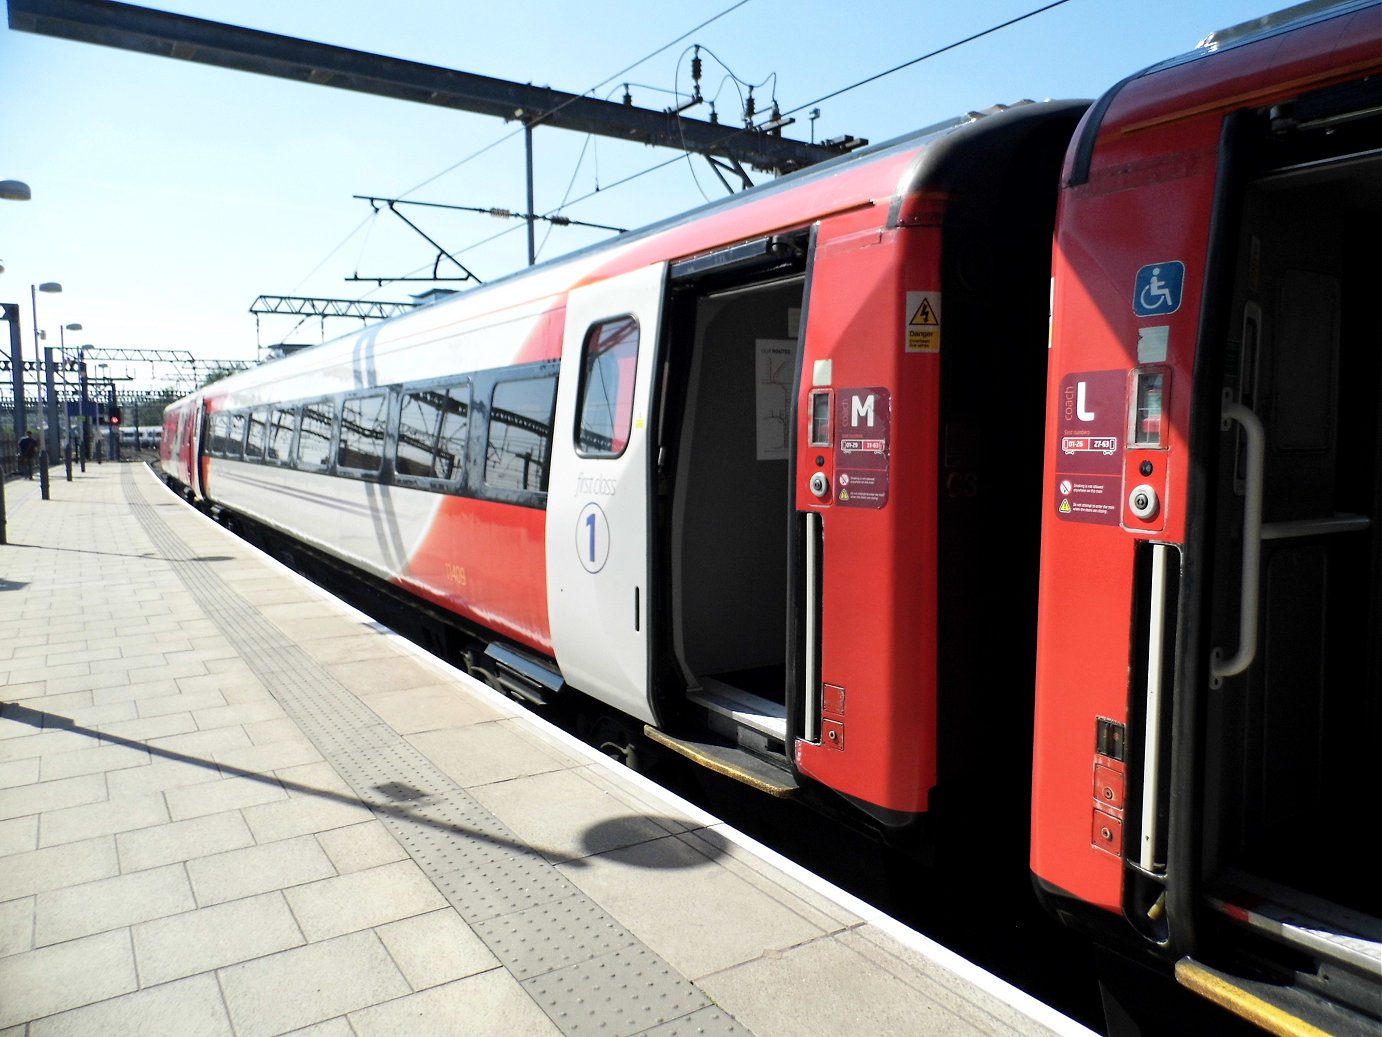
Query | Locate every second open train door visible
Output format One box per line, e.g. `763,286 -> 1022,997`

649,100 -> 1089,823
1032,3 -> 1382,1032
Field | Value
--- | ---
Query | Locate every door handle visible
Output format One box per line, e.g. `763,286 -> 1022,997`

1210,401 -> 1264,687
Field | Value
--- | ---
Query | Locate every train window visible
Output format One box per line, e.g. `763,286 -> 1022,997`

486,375 -> 556,493
207,412 -> 228,456
296,400 -> 335,471
575,317 -> 639,458
397,383 -> 470,483
338,393 -> 388,474
244,409 -> 269,461
267,407 -> 296,463
436,385 -> 471,482
226,411 -> 247,459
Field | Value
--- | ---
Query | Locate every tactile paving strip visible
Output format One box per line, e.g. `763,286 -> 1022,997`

522,945 -> 714,1035
125,469 -> 749,1037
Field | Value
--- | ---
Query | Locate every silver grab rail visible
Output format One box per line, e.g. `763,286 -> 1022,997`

804,511 -> 822,744
1211,402 -> 1264,686
1140,543 -> 1171,872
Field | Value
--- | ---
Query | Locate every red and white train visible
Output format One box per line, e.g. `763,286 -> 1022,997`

163,3 -> 1381,1032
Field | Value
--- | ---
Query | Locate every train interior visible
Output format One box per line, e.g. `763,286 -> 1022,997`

1198,135 -> 1380,1009
663,275 -> 806,770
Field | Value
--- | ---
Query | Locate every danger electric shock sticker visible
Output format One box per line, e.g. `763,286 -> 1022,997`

906,291 -> 941,353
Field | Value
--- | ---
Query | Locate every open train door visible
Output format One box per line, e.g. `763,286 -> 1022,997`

1033,11 -> 1382,1030
547,262 -> 666,724
1175,96 -> 1382,1025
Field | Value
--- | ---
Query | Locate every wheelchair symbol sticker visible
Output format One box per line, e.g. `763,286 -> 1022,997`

1133,262 -> 1184,317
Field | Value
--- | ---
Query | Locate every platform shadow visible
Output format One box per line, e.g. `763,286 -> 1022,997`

577,816 -> 728,868
2,542 -> 234,563
1,699 -> 589,868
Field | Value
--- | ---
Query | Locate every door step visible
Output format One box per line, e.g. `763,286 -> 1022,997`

687,678 -> 787,742
1207,869 -> 1382,976
643,725 -> 799,797
1190,869 -> 1382,1034
1175,957 -> 1379,1037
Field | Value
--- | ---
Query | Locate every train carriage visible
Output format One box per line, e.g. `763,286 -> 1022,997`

163,98 -> 1087,834
158,2 -> 1382,1030
1031,1 -> 1382,1032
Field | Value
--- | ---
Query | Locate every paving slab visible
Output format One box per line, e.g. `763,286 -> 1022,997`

282,859 -> 448,941
314,819 -> 409,874
374,907 -> 500,990
217,930 -> 412,1037
132,891 -> 305,986
0,929 -> 138,1028
185,832 -> 337,906
116,809 -> 256,871
33,863 -> 195,946
25,972 -> 235,1037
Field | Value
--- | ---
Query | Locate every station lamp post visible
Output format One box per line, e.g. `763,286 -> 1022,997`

59,322 -> 83,475
32,281 -> 63,499
78,342 -> 92,472
0,178 -> 33,542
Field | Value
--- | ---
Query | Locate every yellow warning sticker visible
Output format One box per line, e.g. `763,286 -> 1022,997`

906,291 -> 941,353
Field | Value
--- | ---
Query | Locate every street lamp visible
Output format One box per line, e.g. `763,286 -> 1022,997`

0,178 -> 34,543
31,281 -> 62,499
60,322 -> 83,475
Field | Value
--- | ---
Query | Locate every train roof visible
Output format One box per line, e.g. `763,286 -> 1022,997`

1066,0 -> 1381,186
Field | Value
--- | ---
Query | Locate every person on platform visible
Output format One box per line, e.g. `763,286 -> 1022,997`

17,430 -> 38,479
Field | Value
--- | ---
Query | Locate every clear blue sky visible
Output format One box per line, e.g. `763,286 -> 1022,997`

2,0 -> 1282,392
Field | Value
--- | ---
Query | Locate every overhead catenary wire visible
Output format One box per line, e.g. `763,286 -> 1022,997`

344,0 -> 1078,298
516,0 -> 1082,219
780,0 -> 1074,119
295,0 -> 758,305
392,0 -> 756,203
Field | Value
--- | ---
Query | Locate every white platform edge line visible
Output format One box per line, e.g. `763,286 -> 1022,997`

143,464 -> 1100,1037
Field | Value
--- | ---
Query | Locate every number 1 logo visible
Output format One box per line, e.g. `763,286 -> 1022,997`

576,502 -> 610,573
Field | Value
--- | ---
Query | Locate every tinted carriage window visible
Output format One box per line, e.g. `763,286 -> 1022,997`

576,316 -> 639,458
486,376 -> 555,492
296,400 -> 335,470
244,409 -> 269,461
436,386 -> 471,482
338,393 -> 388,473
267,407 -> 296,463
397,384 -> 470,482
207,412 -> 228,456
226,412 -> 247,458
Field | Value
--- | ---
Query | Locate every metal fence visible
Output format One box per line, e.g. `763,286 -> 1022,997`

1,388 -> 175,476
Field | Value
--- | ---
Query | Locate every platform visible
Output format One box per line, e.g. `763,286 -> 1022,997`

0,463 -> 1095,1036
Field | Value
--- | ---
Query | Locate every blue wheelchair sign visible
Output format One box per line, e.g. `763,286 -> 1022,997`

1133,261 -> 1185,317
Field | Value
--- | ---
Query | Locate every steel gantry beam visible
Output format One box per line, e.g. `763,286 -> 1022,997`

249,296 -> 419,321
8,0 -> 856,175
71,347 -> 251,376
77,346 -> 195,365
